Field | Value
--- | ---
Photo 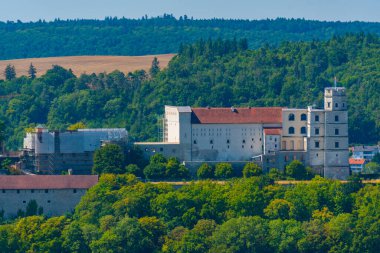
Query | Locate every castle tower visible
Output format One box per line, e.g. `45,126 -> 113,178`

323,87 -> 349,179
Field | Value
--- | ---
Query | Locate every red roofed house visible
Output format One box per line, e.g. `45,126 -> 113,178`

135,87 -> 349,179
349,158 -> 367,173
0,175 -> 98,218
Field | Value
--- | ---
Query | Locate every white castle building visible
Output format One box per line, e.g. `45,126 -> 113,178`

136,87 -> 349,179
22,127 -> 128,174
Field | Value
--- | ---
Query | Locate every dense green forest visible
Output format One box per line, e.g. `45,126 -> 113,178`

1,15 -> 380,59
0,174 -> 379,252
0,34 -> 378,149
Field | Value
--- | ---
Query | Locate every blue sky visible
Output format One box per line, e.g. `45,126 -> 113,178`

0,0 -> 379,22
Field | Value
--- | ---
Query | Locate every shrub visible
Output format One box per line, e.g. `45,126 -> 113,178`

214,163 -> 234,179
197,163 -> 214,179
243,162 -> 262,178
285,160 -> 307,180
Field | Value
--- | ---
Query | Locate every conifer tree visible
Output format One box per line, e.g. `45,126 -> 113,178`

149,57 -> 160,77
4,64 -> 16,80
28,63 -> 37,79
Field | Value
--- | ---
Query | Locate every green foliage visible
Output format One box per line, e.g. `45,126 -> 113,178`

92,144 -> 125,175
67,121 -> 86,130
372,153 -> 380,163
196,163 -> 214,179
214,163 -> 234,179
125,164 -> 142,177
4,64 -> 16,80
363,162 -> 380,174
149,57 -> 160,77
0,175 -> 379,252
28,63 -> 37,79
243,162 -> 263,177
144,154 -> 190,180
1,17 -> 380,60
264,199 -> 293,220
285,160 -> 307,180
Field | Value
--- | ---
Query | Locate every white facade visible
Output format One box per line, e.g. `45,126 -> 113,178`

23,127 -> 127,154
136,87 -> 350,179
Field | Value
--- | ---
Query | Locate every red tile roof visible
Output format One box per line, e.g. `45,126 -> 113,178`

191,107 -> 283,124
0,175 -> 98,190
264,128 -> 282,135
349,158 -> 366,165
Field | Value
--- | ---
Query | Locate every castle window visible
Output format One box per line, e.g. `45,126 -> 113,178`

227,139 -> 230,144
2,190 -> 5,193
301,114 -> 307,121
328,102 -> 331,108
227,145 -> 230,149
242,145 -> 244,149
45,189 -> 48,193
17,190 -> 20,194
242,140 -> 246,144
335,103 -> 338,108
343,103 -> 345,108
335,115 -> 339,122
315,115 -> 320,122
193,140 -> 197,144
47,200 -> 51,203
275,144 -> 277,148
315,141 -> 320,148
335,129 -> 339,135
73,189 -> 77,193
210,140 -> 213,144
335,142 -> 340,148
288,127 -> 295,134
23,201 -> 26,203
288,113 -> 295,121
300,127 -> 306,134
31,189 -> 34,193
315,128 -> 320,135
160,147 -> 163,152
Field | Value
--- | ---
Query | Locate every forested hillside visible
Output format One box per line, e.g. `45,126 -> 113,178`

0,34 -> 379,149
1,15 -> 380,59
0,174 -> 379,252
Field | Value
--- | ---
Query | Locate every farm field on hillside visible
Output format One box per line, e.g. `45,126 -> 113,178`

0,54 -> 174,78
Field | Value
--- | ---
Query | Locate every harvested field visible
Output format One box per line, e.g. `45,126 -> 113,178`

0,54 -> 175,78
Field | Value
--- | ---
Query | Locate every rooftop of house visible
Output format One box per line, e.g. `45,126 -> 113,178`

0,175 -> 98,190
191,107 -> 284,124
349,158 -> 366,165
264,128 -> 282,135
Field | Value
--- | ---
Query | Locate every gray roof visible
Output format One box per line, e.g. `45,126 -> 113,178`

353,145 -> 379,152
176,106 -> 192,113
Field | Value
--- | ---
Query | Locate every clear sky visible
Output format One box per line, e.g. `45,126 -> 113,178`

0,0 -> 379,22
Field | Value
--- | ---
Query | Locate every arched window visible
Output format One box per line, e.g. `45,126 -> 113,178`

288,127 -> 295,134
301,114 -> 307,121
300,127 -> 306,134
288,113 -> 295,121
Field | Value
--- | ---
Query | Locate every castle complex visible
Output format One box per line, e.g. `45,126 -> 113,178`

136,87 -> 349,179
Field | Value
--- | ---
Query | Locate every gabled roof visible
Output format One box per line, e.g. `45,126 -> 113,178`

264,128 -> 282,135
191,107 -> 283,124
349,158 -> 366,165
0,175 -> 98,190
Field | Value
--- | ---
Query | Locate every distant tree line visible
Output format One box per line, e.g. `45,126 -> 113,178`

1,16 -> 380,59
